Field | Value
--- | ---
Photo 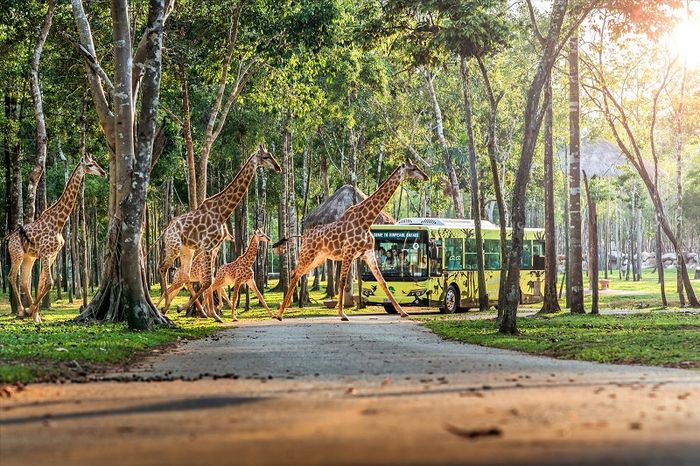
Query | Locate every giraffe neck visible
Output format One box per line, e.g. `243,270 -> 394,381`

43,163 -> 84,230
239,236 -> 261,268
356,167 -> 403,227
200,155 -> 256,222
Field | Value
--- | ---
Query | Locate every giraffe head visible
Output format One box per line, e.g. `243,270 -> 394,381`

399,160 -> 428,182
253,229 -> 272,244
81,153 -> 107,178
253,145 -> 281,172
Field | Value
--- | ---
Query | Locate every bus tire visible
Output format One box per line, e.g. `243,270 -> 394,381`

441,284 -> 460,314
383,303 -> 398,314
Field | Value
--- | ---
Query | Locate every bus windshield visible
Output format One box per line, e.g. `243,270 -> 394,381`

363,230 -> 429,281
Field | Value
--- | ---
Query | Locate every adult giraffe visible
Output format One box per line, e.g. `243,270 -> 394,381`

156,224 -> 233,320
7,154 -> 107,322
158,145 -> 280,317
276,161 -> 428,321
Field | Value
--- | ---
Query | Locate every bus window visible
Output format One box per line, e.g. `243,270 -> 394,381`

533,240 -> 545,269
484,239 -> 500,269
365,230 -> 428,280
465,238 -> 477,269
428,239 -> 442,276
445,237 -> 463,271
521,240 -> 532,269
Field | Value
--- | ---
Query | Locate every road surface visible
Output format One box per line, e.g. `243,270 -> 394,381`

1,315 -> 699,465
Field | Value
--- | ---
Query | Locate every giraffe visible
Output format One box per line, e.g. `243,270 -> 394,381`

276,161 -> 428,321
158,145 -> 280,317
210,229 -> 273,321
155,224 -> 233,320
6,153 -> 107,322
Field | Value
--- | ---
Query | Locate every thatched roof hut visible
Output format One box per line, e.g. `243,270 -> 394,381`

556,138 -> 664,178
302,185 -> 395,230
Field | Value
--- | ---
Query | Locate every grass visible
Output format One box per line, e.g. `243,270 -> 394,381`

0,271 -> 698,382
0,280 -> 381,383
422,312 -> 700,369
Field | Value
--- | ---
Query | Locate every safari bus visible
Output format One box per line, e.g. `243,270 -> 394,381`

361,218 -> 545,314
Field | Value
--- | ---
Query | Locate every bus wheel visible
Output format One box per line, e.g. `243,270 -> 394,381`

441,285 -> 460,314
383,303 -> 398,314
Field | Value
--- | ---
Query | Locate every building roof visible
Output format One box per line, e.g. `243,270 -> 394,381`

302,184 -> 395,230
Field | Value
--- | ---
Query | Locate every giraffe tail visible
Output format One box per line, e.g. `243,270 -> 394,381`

3,225 -> 33,245
271,235 -> 303,255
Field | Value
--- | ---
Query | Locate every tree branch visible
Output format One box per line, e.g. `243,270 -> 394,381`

59,31 -> 115,93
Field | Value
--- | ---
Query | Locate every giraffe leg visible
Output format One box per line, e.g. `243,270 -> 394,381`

277,253 -> 326,320
229,283 -> 241,321
161,247 -> 194,314
247,279 -> 273,318
220,287 -> 234,313
158,244 -> 180,292
8,259 -> 22,315
161,278 -> 185,314
30,255 -> 56,323
19,256 -> 37,316
181,266 -> 222,323
7,234 -> 26,315
336,259 -> 352,321
185,282 -> 207,318
363,250 -> 408,318
201,253 -> 223,323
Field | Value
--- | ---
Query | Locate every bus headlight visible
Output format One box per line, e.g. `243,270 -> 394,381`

407,289 -> 426,298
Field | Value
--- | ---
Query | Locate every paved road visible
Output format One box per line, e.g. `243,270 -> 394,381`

2,315 -> 699,466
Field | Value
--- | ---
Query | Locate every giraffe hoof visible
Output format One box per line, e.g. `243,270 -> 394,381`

276,315 -> 283,322
399,312 -> 409,318
340,316 -> 349,322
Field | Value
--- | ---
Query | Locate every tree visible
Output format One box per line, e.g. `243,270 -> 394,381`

583,170 -> 599,314
581,12 -> 699,307
568,32 -> 585,314
71,0 -> 173,329
25,0 -> 55,223
500,0 -> 571,334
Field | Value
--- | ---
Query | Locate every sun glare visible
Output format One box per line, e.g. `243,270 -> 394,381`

669,12 -> 700,69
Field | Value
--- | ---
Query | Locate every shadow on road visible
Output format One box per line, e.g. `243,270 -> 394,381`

0,395 -> 261,426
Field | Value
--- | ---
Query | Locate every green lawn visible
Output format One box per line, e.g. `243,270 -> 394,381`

0,280 -> 380,383
1,271 -> 698,383
423,312 -> 700,369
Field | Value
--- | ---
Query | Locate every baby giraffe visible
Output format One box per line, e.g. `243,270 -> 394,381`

211,229 -> 273,321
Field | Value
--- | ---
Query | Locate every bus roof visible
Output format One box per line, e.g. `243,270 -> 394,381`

371,217 -> 544,233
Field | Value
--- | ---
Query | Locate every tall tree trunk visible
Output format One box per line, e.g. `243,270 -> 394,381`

319,151 -> 335,298
540,76 -> 561,313
25,0 -> 55,222
460,57 -> 488,311
583,171 -> 598,314
6,95 -> 23,312
500,0 -> 568,334
425,69 -> 464,218
271,115 -> 292,293
568,32 -> 585,314
180,67 -> 197,210
77,0 -> 172,328
675,50 -> 687,306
